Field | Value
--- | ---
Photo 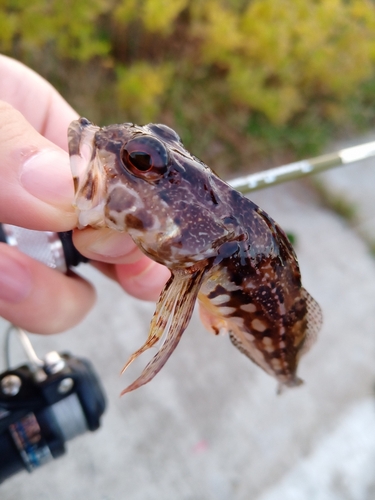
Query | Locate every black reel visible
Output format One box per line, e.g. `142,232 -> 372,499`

0,330 -> 106,482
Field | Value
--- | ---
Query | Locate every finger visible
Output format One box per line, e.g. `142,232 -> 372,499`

0,100 -> 76,231
0,55 -> 78,150
73,228 -> 171,301
115,258 -> 170,302
0,243 -> 96,333
72,227 -> 143,264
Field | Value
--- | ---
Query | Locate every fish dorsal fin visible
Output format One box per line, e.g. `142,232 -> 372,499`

120,267 -> 206,395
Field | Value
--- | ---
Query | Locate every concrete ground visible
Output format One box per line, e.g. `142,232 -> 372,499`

316,131 -> 375,246
1,133 -> 375,499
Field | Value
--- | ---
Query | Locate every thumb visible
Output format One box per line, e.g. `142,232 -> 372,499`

0,100 -> 76,231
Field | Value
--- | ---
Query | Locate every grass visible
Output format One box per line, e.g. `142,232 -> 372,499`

314,180 -> 357,223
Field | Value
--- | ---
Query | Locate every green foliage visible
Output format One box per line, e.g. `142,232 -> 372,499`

198,0 -> 375,125
1,0 -> 375,173
115,0 -> 188,33
247,112 -> 333,158
0,0 -> 110,60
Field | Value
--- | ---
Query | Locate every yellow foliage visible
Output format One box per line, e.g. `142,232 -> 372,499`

116,62 -> 173,123
0,0 -> 110,60
227,61 -> 304,124
0,10 -> 17,51
194,2 -> 242,65
114,0 -> 188,33
223,0 -> 375,123
142,0 -> 188,34
114,0 -> 138,23
2,0 -> 375,158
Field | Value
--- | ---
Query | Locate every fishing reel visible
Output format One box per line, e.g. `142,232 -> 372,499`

0,326 -> 106,483
0,224 -> 106,483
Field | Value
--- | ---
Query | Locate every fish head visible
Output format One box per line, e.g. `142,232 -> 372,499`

68,118 -> 231,269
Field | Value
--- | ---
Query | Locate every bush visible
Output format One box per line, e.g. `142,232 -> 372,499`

1,0 -> 375,173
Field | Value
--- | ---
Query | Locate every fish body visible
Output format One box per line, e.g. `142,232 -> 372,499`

68,118 -> 322,394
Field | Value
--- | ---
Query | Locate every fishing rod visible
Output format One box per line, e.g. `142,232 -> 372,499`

229,140 -> 375,193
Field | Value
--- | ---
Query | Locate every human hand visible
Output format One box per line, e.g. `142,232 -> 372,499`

0,55 -> 170,334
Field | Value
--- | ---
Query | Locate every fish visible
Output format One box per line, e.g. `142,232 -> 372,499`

68,117 -> 322,395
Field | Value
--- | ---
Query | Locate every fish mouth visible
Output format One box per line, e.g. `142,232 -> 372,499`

68,118 -> 107,228
68,118 -> 99,194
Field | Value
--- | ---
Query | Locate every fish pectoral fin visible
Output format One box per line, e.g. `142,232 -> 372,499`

120,336 -> 160,375
120,268 -> 206,395
120,274 -> 176,375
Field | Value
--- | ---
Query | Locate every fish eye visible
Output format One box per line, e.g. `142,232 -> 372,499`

121,136 -> 169,180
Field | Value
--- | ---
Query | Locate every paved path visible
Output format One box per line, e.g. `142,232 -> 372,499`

1,140 -> 375,499
317,131 -> 375,245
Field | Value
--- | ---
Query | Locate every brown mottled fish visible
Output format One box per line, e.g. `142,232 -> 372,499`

68,118 -> 322,395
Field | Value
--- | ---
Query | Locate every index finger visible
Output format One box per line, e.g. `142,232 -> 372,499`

0,100 -> 76,231
0,55 -> 78,149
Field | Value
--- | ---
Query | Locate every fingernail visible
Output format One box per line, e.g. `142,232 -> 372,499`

79,228 -> 140,261
0,249 -> 32,303
20,149 -> 74,207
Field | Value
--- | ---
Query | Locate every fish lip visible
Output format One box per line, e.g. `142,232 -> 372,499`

68,118 -> 97,160
68,118 -> 99,197
68,118 -> 106,228
68,118 -> 94,157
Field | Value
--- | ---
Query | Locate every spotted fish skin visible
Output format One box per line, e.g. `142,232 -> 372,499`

68,118 -> 322,393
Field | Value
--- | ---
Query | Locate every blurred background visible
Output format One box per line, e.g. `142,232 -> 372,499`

2,1 -> 375,499
1,0 -> 375,175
